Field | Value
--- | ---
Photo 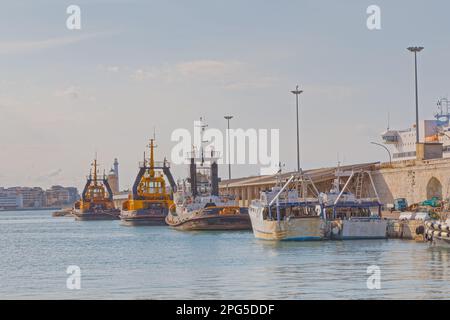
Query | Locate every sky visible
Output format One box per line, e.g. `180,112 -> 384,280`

1,0 -> 450,191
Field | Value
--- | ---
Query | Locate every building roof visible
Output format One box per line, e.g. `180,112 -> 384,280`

219,162 -> 379,188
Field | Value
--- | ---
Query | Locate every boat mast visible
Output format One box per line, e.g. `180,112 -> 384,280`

149,138 -> 155,178
93,157 -> 98,186
199,117 -> 208,167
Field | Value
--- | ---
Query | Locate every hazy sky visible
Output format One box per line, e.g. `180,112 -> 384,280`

1,0 -> 450,191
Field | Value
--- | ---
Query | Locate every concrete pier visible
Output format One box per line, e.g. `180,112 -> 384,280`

220,158 -> 450,208
387,220 -> 424,240
372,158 -> 450,205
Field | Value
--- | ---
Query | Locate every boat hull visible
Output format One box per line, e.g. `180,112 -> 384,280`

433,237 -> 450,248
329,219 -> 388,240
249,212 -> 325,241
52,209 -> 73,217
120,209 -> 168,226
166,214 -> 251,231
73,209 -> 120,221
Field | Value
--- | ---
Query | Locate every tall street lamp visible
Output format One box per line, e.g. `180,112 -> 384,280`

224,115 -> 233,180
407,46 -> 424,144
291,85 -> 303,172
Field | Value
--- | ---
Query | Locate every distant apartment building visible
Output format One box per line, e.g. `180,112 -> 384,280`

8,187 -> 46,208
0,186 -> 79,209
0,188 -> 23,209
45,185 -> 79,207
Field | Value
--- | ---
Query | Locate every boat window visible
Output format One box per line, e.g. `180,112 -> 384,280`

262,207 -> 269,220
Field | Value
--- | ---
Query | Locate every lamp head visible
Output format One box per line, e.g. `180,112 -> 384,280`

407,46 -> 424,53
291,85 -> 303,95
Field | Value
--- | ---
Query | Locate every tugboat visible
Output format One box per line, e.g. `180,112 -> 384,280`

120,138 -> 176,226
165,118 -> 251,231
322,168 -> 387,240
73,158 -> 120,221
248,169 -> 326,241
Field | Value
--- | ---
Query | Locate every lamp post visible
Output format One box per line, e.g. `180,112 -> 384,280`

224,115 -> 233,180
370,142 -> 392,164
291,85 -> 303,172
407,46 -> 424,144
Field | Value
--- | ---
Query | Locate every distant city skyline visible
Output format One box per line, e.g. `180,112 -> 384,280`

1,0 -> 450,191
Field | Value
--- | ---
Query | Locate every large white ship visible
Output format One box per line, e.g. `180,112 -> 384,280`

382,98 -> 450,160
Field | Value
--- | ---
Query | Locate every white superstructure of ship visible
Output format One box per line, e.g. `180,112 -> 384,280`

382,98 -> 450,160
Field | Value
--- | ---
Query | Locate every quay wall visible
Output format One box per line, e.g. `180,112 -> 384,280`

372,158 -> 450,205
387,220 -> 424,240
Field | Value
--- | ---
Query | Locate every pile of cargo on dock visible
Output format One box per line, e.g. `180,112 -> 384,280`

383,195 -> 450,242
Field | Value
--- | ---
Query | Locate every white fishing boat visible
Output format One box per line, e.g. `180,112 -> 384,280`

322,168 -> 387,240
248,171 -> 326,241
249,166 -> 387,241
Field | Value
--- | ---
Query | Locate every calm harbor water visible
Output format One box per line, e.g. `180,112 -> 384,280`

0,210 -> 449,300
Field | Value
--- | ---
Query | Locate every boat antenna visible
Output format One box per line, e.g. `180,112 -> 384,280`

276,162 -> 285,186
387,111 -> 390,130
437,99 -> 443,116
197,117 -> 208,166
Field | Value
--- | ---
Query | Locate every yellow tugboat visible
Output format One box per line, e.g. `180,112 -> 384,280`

120,138 -> 176,226
73,158 -> 120,221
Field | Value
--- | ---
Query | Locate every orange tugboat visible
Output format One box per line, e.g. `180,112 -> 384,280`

120,138 -> 176,226
73,158 -> 120,221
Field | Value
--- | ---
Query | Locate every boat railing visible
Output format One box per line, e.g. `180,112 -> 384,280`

328,199 -> 381,208
187,150 -> 221,163
139,160 -> 170,169
270,201 -> 322,208
347,216 -> 383,221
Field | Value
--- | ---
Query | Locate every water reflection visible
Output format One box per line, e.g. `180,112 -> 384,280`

0,211 -> 449,299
